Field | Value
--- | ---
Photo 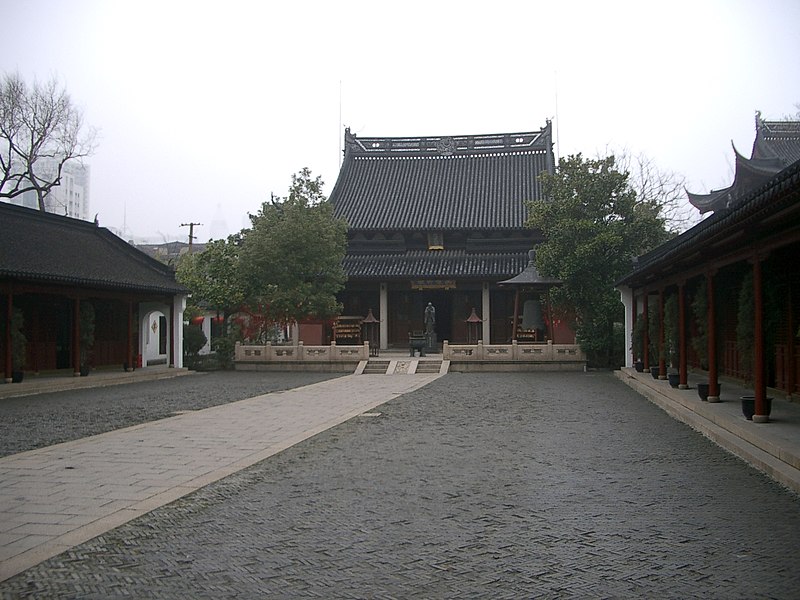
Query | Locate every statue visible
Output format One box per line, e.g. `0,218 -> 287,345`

424,302 -> 436,334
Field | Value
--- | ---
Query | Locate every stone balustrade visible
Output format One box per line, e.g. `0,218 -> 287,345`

235,341 -> 369,370
443,340 -> 586,364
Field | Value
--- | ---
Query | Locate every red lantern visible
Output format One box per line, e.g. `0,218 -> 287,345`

191,316 -> 204,326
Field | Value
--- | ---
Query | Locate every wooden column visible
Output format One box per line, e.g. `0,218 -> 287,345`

631,293 -> 638,364
127,300 -> 134,371
511,289 -> 520,342
72,297 -> 81,377
642,293 -> 650,370
4,289 -> 12,382
787,290 -> 796,400
753,257 -> 768,422
707,271 -> 719,401
678,282 -> 688,389
658,289 -> 666,379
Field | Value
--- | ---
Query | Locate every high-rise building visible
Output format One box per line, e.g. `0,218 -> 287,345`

6,159 -> 90,221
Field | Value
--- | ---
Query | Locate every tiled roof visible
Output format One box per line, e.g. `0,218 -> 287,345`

343,250 -> 528,280
330,124 -> 554,231
0,203 -> 188,294
688,115 -> 800,213
619,158 -> 800,287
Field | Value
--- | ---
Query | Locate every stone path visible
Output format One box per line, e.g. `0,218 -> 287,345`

0,373 -> 441,583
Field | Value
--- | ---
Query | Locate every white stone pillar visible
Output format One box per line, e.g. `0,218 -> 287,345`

482,282 -> 491,343
617,285 -> 633,368
172,295 -> 187,368
379,282 -> 388,350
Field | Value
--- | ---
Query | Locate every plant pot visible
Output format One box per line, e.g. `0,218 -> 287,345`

667,372 -> 680,388
79,365 -> 90,377
650,366 -> 660,379
697,382 -> 721,401
741,396 -> 772,420
634,361 -> 644,373
11,370 -> 24,383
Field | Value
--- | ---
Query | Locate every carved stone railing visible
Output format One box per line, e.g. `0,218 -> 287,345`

443,340 -> 585,363
235,341 -> 369,364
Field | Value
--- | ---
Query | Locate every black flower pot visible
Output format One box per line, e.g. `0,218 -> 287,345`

11,370 -> 24,383
80,365 -> 90,377
650,366 -> 660,379
741,396 -> 772,420
634,361 -> 644,373
667,372 -> 680,388
697,382 -> 721,401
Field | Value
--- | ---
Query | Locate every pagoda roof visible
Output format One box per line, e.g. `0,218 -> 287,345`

330,123 -> 554,231
343,250 -> 528,280
688,114 -> 800,214
619,157 -> 800,288
498,249 -> 562,289
0,202 -> 188,295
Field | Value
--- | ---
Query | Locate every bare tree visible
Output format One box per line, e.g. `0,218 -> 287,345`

613,149 -> 700,233
0,72 -> 97,211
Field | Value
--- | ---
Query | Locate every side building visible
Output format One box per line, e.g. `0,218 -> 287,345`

617,114 -> 800,419
1,203 -> 189,381
329,122 -> 572,349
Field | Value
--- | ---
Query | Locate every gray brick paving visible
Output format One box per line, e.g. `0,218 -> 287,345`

2,371 -> 800,598
0,372 -> 342,458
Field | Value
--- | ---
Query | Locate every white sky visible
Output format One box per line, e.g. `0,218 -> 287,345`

2,0 -> 799,242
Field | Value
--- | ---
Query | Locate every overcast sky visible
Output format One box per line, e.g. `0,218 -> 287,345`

2,0 -> 799,242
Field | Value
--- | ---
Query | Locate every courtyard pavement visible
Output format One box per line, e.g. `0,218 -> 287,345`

1,370 -> 800,598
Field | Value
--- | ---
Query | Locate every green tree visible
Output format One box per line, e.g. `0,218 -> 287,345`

176,234 -> 244,319
527,154 -> 671,367
238,168 -> 348,325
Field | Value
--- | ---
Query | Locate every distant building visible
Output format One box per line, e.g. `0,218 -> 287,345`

136,241 -> 206,266
6,159 -> 90,221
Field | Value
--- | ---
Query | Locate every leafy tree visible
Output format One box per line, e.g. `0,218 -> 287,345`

238,168 -> 348,326
527,154 -> 671,367
0,72 -> 97,210
176,234 -> 245,320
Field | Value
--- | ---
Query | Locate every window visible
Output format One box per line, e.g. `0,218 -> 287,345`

427,232 -> 444,250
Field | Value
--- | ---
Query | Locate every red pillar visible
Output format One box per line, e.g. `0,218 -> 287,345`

787,292 -> 796,399
753,257 -> 767,421
632,294 -> 638,364
642,293 -> 650,370
511,289 -> 520,342
678,282 -> 688,388
707,271 -> 719,401
72,297 -> 81,376
658,289 -> 666,379
127,300 -> 134,371
4,289 -> 12,382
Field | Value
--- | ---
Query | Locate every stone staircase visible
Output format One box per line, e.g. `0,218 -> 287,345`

355,357 -> 449,375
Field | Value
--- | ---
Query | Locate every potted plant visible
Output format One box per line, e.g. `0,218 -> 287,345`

631,313 -> 645,372
647,302 -> 661,378
79,302 -> 95,376
8,307 -> 27,383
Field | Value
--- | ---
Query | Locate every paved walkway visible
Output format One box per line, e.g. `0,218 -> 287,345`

2,371 -> 799,598
0,372 -> 443,582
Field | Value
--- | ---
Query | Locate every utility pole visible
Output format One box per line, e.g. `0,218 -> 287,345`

180,222 -> 202,253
